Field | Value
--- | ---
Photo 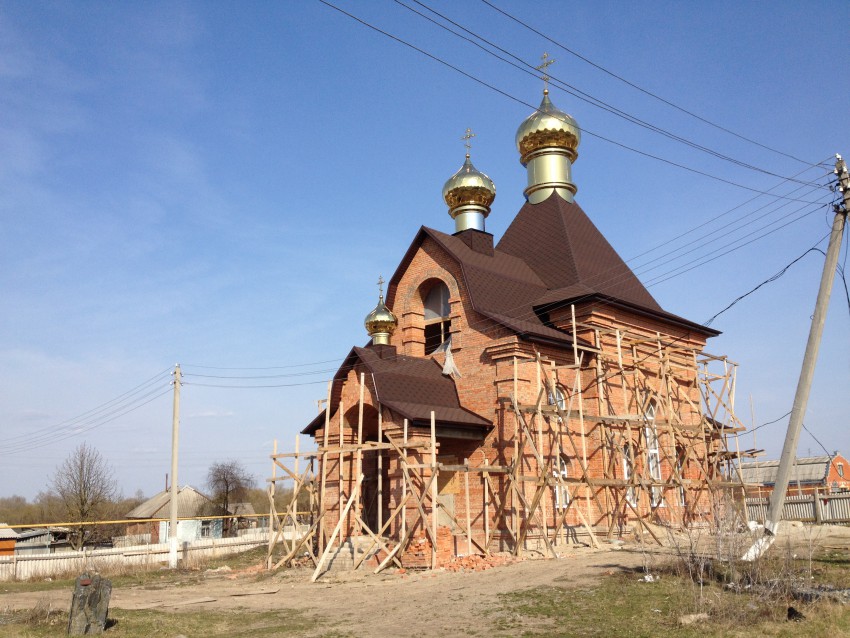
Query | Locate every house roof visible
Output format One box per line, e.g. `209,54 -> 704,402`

739,455 -> 840,486
302,345 -> 492,435
386,194 -> 717,346
231,502 -> 256,517
498,195 -> 720,337
126,485 -> 222,519
0,525 -> 18,540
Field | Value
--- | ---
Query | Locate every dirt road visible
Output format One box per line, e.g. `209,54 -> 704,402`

2,524 -> 849,637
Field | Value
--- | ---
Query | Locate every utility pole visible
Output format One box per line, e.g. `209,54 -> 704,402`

168,364 -> 182,569
744,155 -> 850,560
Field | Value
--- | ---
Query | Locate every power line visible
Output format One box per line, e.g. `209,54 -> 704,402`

0,367 -> 173,445
397,0 -> 825,189
1,386 -> 172,456
478,0 -> 818,167
316,0 -> 825,204
704,245 -> 828,326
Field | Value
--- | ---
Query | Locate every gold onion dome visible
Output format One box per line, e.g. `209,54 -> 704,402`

515,89 -> 581,204
364,289 -> 397,346
442,130 -> 496,234
515,90 -> 581,164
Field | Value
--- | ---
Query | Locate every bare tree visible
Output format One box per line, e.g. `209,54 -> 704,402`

207,460 -> 254,536
50,443 -> 118,549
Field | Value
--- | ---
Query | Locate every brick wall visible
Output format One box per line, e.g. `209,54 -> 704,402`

309,233 -> 724,561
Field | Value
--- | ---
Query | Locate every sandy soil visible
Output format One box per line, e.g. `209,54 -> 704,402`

2,523 -> 849,637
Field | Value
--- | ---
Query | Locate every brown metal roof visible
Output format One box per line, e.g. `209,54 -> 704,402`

386,194 -> 717,346
302,345 -> 492,435
387,226 -> 580,346
498,194 -> 663,310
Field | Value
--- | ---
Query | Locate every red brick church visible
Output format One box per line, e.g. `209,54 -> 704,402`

299,83 -> 738,569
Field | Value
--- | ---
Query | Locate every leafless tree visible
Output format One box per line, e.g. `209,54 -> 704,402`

207,460 -> 255,536
50,443 -> 118,549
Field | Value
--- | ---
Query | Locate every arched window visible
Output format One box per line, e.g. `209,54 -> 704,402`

553,454 -> 570,510
547,385 -> 567,423
644,400 -> 663,507
423,281 -> 451,355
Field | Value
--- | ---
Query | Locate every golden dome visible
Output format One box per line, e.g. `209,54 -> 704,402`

442,154 -> 496,211
364,292 -> 397,345
515,90 -> 581,165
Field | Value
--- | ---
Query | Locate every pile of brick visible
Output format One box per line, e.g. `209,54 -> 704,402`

443,552 -> 516,573
403,526 -> 454,568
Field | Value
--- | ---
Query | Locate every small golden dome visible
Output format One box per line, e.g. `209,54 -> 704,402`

364,293 -> 397,345
515,91 -> 581,165
442,154 -> 497,211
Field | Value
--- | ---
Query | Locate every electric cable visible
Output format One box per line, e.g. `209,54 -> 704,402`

398,0 -> 825,188
0,367 -> 173,444
316,0 -> 825,204
704,245 -> 828,326
478,0 -> 818,167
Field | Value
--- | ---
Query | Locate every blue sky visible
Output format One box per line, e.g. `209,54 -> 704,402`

1,1 -> 848,501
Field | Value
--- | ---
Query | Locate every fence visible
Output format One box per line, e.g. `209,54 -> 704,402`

0,529 -> 281,581
745,492 -> 850,525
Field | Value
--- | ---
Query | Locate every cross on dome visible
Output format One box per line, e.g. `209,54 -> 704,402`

535,52 -> 555,93
461,128 -> 475,158
377,275 -> 385,297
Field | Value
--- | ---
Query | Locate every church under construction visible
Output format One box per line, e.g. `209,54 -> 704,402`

267,76 -> 753,577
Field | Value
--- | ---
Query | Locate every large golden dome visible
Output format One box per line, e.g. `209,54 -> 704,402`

515,90 -> 581,165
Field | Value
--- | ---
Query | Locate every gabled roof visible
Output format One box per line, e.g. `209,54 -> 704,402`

385,193 -> 717,344
302,345 -> 492,435
126,485 -> 223,519
231,502 -> 256,517
0,525 -> 18,540
387,225 -> 581,346
740,455 -> 840,486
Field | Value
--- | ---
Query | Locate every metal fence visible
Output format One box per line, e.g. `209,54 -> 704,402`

0,529 -> 273,581
745,492 -> 850,525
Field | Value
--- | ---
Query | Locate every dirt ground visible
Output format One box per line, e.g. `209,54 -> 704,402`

3,523 -> 850,637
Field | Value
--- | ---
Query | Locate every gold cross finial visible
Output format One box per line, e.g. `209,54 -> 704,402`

377,275 -> 385,297
535,52 -> 555,92
461,128 -> 475,158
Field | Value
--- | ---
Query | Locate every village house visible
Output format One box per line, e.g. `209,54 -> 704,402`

0,526 -> 17,556
123,485 -> 226,546
740,452 -> 850,498
289,81 -> 747,570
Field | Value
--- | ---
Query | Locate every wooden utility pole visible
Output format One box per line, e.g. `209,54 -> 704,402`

744,155 -> 850,560
168,364 -> 182,568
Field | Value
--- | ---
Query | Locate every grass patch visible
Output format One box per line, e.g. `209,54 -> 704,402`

494,571 -> 850,637
0,607 -> 320,638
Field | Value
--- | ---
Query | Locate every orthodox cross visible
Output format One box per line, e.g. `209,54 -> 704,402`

462,127 -> 475,157
377,275 -> 385,297
535,52 -> 555,91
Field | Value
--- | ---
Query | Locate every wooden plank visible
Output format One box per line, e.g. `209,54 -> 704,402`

311,474 -> 363,582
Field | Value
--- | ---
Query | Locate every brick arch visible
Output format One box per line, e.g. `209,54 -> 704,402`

398,271 -> 461,357
399,274 -> 460,316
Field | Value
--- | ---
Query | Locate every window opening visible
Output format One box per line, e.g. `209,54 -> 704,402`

623,443 -> 636,506
547,385 -> 567,422
644,401 -> 663,507
838,462 -> 845,478
423,282 -> 451,355
553,455 -> 570,510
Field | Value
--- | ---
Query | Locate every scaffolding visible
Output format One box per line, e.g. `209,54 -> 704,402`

266,313 -> 758,578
